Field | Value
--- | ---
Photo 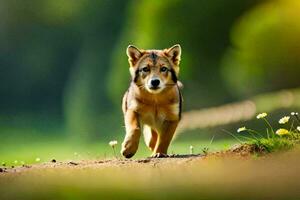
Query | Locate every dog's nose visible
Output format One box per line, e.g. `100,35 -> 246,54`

151,79 -> 160,88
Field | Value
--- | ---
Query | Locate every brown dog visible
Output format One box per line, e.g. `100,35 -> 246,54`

121,44 -> 182,158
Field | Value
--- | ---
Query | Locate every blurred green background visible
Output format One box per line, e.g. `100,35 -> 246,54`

1,0 -> 300,165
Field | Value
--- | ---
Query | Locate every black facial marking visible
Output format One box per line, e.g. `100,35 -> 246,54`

170,68 -> 178,83
123,90 -> 129,112
178,85 -> 182,120
150,52 -> 157,65
133,68 -> 140,82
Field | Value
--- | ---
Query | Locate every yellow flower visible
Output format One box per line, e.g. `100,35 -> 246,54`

275,129 -> 289,136
237,127 -> 247,133
297,126 -> 300,132
109,140 -> 118,147
35,158 -> 41,162
256,112 -> 267,119
279,116 -> 290,124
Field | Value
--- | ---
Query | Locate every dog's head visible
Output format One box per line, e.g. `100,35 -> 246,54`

126,44 -> 181,94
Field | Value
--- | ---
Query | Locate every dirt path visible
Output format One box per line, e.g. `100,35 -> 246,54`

0,145 -> 252,174
1,147 -> 300,200
0,154 -> 206,173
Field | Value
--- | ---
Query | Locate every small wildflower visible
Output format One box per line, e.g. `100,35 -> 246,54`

237,127 -> 247,133
257,112 -> 267,119
297,126 -> 300,132
35,158 -> 41,162
109,140 -> 118,147
275,128 -> 289,136
189,145 -> 194,154
291,112 -> 298,116
14,160 -> 18,164
279,116 -> 290,124
109,140 -> 118,158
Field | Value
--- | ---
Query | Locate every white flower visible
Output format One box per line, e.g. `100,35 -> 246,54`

257,112 -> 267,119
35,158 -> 41,162
297,126 -> 300,132
291,112 -> 298,116
237,127 -> 247,133
279,116 -> 290,124
189,145 -> 194,154
109,140 -> 118,147
275,129 -> 289,136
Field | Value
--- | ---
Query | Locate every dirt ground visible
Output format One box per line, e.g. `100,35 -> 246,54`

1,145 -> 300,200
1,155 -> 200,174
0,144 -> 254,174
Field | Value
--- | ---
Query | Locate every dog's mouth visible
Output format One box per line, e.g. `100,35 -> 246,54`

146,85 -> 163,94
149,86 -> 160,90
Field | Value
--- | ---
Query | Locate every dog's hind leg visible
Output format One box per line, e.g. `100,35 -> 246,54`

143,125 -> 158,152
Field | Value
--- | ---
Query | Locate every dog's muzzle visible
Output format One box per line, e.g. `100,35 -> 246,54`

150,79 -> 160,89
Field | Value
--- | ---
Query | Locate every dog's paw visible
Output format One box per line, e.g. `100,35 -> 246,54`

150,153 -> 169,158
121,140 -> 138,159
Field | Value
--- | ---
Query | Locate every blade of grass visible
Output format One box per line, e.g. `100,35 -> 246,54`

247,129 -> 264,138
239,135 -> 257,142
209,135 -> 215,145
294,115 -> 300,124
222,129 -> 243,144
263,118 -> 275,137
266,128 -> 270,139
246,131 -> 260,141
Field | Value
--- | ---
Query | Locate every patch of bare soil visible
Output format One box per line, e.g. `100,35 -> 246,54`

0,144 -> 258,174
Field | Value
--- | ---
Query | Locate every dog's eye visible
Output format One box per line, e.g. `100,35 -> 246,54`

160,67 -> 168,72
142,67 -> 150,72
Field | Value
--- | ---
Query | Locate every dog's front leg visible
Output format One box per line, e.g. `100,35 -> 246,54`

121,110 -> 141,158
152,121 -> 178,158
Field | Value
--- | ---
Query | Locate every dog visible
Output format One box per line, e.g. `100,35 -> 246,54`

120,44 -> 183,158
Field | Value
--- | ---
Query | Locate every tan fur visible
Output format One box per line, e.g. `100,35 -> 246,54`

121,44 -> 182,158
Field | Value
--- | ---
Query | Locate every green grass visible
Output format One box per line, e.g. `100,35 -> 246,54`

2,113 -> 300,200
234,112 -> 300,154
2,112 -> 300,166
250,132 -> 300,153
0,136 -> 237,167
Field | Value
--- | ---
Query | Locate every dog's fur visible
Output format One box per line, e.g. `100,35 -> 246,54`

121,44 -> 183,158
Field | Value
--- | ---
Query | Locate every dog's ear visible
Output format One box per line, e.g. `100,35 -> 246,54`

165,44 -> 181,66
126,45 -> 143,66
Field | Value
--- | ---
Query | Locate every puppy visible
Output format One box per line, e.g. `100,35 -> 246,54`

121,44 -> 182,158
